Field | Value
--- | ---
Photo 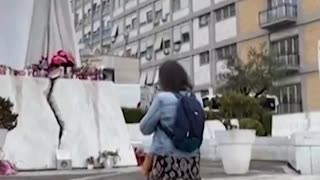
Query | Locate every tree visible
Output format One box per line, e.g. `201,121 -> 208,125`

218,43 -> 286,98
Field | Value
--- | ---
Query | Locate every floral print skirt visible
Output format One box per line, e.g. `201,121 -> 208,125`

147,155 -> 201,180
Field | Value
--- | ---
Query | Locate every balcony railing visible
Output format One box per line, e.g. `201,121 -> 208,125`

278,103 -> 302,114
275,54 -> 300,71
259,3 -> 297,29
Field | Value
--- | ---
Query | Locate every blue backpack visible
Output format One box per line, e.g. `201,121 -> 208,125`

159,92 -> 205,153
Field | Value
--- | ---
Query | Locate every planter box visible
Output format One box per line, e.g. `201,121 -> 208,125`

215,130 -> 256,175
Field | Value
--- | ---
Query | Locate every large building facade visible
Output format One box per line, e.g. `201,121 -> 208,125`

71,0 -> 320,115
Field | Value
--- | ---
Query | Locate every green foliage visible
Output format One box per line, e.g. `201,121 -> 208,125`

260,111 -> 272,135
219,44 -> 286,97
0,97 -> 18,131
122,108 -> 222,124
219,92 -> 264,120
122,108 -> 145,124
239,118 -> 266,136
205,110 -> 221,120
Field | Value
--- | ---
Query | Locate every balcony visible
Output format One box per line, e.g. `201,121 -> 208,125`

275,54 -> 300,72
278,103 -> 302,114
259,4 -> 297,30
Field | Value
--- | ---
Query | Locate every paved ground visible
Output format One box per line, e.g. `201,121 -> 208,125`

0,160 -> 317,180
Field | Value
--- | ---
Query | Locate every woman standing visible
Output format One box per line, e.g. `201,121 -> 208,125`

140,61 -> 203,180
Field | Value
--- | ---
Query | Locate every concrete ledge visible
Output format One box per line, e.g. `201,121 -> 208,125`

127,123 -> 290,162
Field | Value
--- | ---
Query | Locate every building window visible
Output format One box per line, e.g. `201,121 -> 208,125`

215,4 -> 235,22
146,11 -> 153,23
199,13 -> 210,27
271,36 -> 299,56
277,84 -> 303,114
200,51 -> 210,66
182,32 -> 190,43
93,3 -> 97,13
216,44 -> 237,60
271,36 -> 299,66
155,10 -> 162,25
132,17 -> 137,29
268,0 -> 298,8
164,40 -> 170,49
172,0 -> 181,12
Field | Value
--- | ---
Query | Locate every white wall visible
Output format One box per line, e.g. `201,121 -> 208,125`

193,18 -> 210,49
84,25 -> 91,34
178,57 -> 193,77
180,42 -> 191,53
125,13 -> 138,38
215,17 -> 237,42
156,50 -> 166,60
173,1 -> 189,21
126,123 -> 290,162
93,21 -> 100,32
139,5 -> 153,34
125,0 -> 137,10
193,55 -> 211,86
192,0 -> 211,12
76,31 -> 82,43
113,0 -> 124,16
84,3 -> 91,13
77,9 -> 83,20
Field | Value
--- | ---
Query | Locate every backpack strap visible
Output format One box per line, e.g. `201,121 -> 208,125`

158,123 -> 174,139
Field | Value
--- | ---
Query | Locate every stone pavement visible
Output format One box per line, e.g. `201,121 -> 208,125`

0,160 -> 318,180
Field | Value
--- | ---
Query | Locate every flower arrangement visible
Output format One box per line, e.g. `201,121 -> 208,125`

97,150 -> 120,168
0,50 -> 106,80
86,156 -> 95,170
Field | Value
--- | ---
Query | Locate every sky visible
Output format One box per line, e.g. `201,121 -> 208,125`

0,0 -> 34,69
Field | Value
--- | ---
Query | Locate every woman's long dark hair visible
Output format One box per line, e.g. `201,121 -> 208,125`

159,60 -> 193,93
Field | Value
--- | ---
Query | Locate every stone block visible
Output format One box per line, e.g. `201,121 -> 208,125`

1,76 -> 60,170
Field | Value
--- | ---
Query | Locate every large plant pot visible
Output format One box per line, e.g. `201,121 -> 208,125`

0,129 -> 8,148
215,130 -> 256,175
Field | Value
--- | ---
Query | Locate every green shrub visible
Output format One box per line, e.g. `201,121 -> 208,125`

239,118 -> 266,136
0,97 -> 18,130
205,110 -> 221,120
219,92 -> 264,120
122,108 -> 145,124
259,112 -> 272,135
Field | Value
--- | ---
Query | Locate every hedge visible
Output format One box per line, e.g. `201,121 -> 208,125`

122,108 -> 271,136
239,118 -> 266,136
122,108 -> 222,124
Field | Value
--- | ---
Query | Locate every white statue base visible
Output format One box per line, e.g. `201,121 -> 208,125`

288,131 -> 320,174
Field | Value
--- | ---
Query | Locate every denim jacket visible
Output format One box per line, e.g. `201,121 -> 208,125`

139,91 -> 202,157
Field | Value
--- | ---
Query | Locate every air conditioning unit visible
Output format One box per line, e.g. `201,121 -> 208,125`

56,150 -> 72,170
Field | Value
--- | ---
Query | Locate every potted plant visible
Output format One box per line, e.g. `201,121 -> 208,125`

98,150 -> 120,169
214,46 -> 284,174
86,156 -> 95,170
213,93 -> 260,175
0,97 -> 18,150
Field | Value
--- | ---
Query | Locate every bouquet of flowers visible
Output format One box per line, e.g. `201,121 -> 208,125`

97,150 -> 120,168
0,160 -> 16,175
86,156 -> 95,170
